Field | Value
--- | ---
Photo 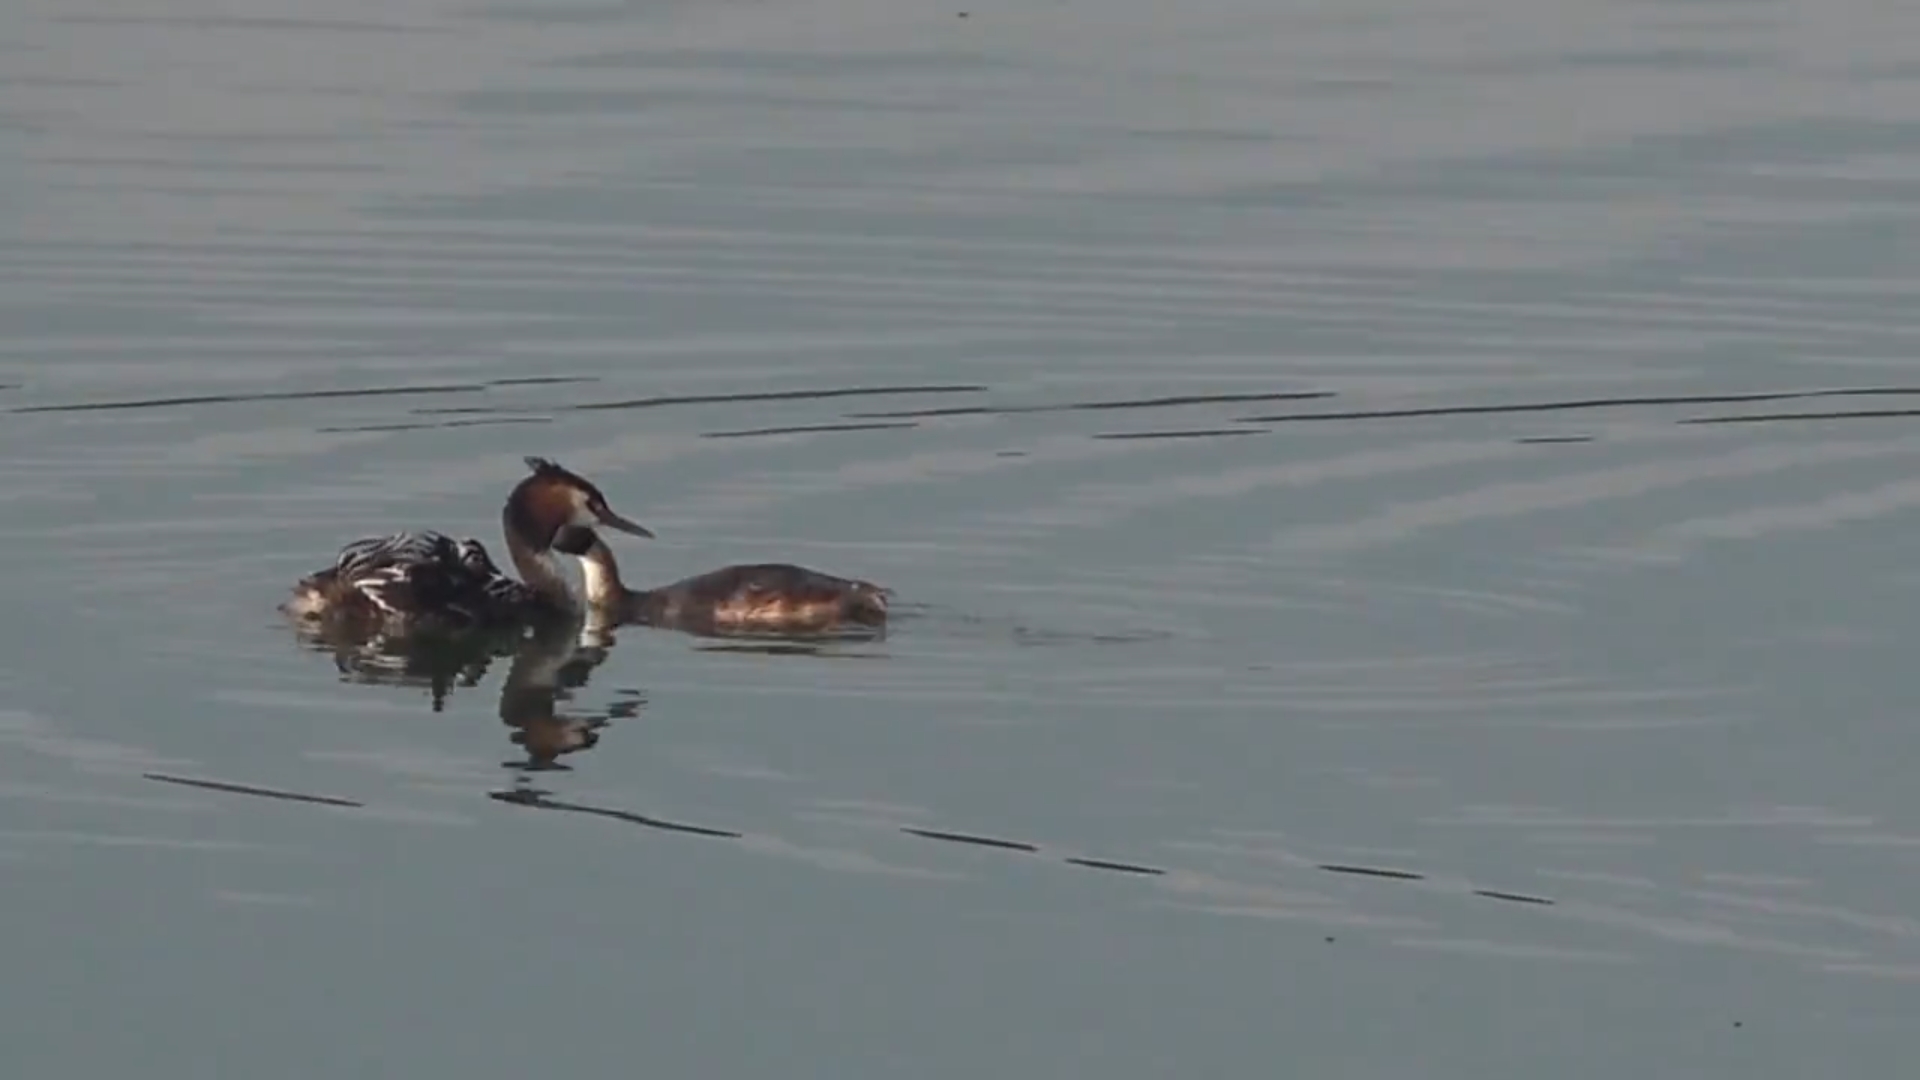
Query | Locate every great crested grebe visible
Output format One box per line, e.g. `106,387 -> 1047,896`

281,457 -> 653,631
572,528 -> 890,637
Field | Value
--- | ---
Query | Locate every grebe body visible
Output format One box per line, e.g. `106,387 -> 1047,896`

576,532 -> 888,637
281,457 -> 652,632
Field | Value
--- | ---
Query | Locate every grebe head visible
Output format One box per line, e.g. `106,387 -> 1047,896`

504,456 -> 655,552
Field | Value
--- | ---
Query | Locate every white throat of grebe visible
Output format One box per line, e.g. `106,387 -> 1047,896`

548,523 -> 631,611
579,535 -> 628,610
579,549 -> 617,606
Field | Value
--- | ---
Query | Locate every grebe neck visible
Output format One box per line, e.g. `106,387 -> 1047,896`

580,534 -> 643,614
502,505 -> 577,610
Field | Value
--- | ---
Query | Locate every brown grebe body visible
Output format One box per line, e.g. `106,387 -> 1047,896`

576,531 -> 889,637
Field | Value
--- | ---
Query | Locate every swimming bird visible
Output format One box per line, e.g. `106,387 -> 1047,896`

281,457 -> 654,632
572,527 -> 889,637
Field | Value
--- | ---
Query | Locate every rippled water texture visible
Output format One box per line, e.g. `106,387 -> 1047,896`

7,1 -> 1920,1076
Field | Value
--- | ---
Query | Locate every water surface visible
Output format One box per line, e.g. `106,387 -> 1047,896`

7,0 -> 1920,1076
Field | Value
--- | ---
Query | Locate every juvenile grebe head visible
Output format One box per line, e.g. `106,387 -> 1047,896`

504,456 -> 655,551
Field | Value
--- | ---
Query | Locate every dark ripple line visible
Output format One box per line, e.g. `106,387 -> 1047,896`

1681,408 -> 1920,426
901,827 -> 1040,853
702,421 -> 918,439
1092,428 -> 1269,441
570,383 -> 984,412
896,830 -> 1553,900
850,389 -> 1335,419
317,417 -> 552,433
845,405 -> 995,419
1237,387 -> 1920,424
1318,863 -> 1427,882
1063,856 -> 1167,876
144,772 -> 363,808
15,383 -> 487,414
489,375 -> 600,387
150,766 -> 1550,901
1475,889 -> 1555,906
901,828 -> 1163,875
489,788 -> 742,838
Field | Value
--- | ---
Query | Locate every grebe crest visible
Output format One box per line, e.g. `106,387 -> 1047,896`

505,457 -> 653,551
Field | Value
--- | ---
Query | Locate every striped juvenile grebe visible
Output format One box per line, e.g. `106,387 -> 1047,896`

281,457 -> 653,631
572,528 -> 889,637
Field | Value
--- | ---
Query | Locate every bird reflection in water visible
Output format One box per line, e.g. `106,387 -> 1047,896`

494,616 -> 635,772
291,615 -> 520,712
485,616 -> 740,836
287,608 -> 741,836
290,606 -> 635,771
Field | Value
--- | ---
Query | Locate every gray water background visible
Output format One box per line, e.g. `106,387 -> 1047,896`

7,0 -> 1920,1075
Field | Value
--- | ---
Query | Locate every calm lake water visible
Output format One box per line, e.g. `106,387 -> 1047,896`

7,0 -> 1920,1075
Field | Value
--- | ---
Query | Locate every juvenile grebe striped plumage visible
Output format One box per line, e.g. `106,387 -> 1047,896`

573,529 -> 889,637
281,457 -> 653,631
